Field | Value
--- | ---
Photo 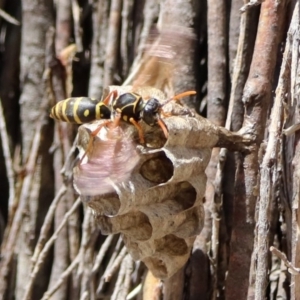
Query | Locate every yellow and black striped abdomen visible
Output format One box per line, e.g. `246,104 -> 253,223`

50,97 -> 111,124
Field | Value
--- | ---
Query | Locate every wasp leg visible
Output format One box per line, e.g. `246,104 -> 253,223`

129,118 -> 145,144
110,111 -> 121,128
157,117 -> 169,139
80,120 -> 112,164
102,90 -> 118,105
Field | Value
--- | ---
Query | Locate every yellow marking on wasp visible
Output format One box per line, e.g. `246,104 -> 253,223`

84,109 -> 90,117
62,100 -> 71,122
119,94 -> 140,114
53,106 -> 59,120
123,115 -> 128,122
73,98 -> 83,124
54,102 -> 63,121
132,94 -> 141,114
95,102 -> 105,119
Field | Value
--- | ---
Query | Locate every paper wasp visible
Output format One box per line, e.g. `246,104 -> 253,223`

50,89 -> 196,144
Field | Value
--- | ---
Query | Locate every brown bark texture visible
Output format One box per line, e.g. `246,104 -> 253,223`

0,0 -> 298,299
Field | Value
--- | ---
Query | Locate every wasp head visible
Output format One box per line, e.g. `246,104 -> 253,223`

141,98 -> 161,126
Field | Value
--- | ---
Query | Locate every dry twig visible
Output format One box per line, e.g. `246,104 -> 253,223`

103,0 -> 122,87
255,17 -> 290,297
0,112 -> 48,295
22,198 -> 82,300
0,99 -> 15,218
0,8 -> 20,25
270,246 -> 300,275
240,0 -> 264,12
31,185 -> 67,263
97,236 -> 123,294
71,0 -> 83,52
104,246 -> 128,282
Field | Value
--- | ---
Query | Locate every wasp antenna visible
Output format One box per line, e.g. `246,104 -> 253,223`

173,90 -> 196,100
162,90 -> 196,106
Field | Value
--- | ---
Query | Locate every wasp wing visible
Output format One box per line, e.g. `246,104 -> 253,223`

74,123 -> 140,196
124,26 -> 195,98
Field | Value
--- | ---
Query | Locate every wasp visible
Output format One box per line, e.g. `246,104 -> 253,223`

50,89 -> 196,144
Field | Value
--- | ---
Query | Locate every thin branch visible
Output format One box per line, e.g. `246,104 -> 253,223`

0,113 -> 47,295
22,197 -> 82,300
0,8 -> 20,25
0,99 -> 15,219
120,0 -> 133,77
111,254 -> 133,300
103,0 -> 122,87
89,0 -> 109,98
255,3 -> 292,297
91,234 -> 114,277
126,284 -> 142,300
270,246 -> 300,275
283,123 -> 300,136
123,0 -> 159,86
31,185 -> 67,264
41,254 -> 81,300
104,246 -> 128,282
96,235 -> 123,294
71,0 -> 83,52
76,208 -> 94,284
240,0 -> 264,12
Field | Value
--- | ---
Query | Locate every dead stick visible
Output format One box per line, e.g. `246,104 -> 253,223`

22,198 -> 82,300
31,185 -> 67,263
0,116 -> 46,295
0,99 -> 15,220
255,2 -> 291,298
270,246 -> 300,275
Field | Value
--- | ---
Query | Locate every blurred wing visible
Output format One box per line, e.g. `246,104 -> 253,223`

126,26 -> 195,98
74,124 -> 140,196
101,27 -> 195,103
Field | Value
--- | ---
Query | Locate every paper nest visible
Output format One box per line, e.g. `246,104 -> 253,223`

73,88 -> 224,278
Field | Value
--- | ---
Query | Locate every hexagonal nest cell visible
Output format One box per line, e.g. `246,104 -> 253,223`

73,86 -> 223,278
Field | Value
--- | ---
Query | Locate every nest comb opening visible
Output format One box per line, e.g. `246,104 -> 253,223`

83,194 -> 121,216
154,234 -> 189,256
142,123 -> 167,149
140,152 -> 173,184
141,181 -> 197,209
95,211 -> 153,241
173,181 -> 197,209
